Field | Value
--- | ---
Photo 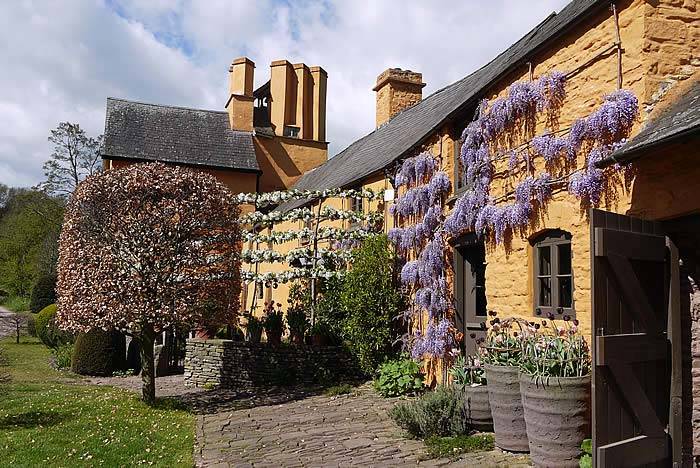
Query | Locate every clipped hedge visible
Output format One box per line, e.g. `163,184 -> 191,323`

71,329 -> 127,376
36,304 -> 72,349
29,274 -> 57,313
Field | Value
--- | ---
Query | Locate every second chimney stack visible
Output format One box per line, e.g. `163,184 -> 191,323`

373,68 -> 425,128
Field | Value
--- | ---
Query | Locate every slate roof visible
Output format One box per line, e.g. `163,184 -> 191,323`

597,79 -> 700,167
278,0 -> 604,210
103,98 -> 260,172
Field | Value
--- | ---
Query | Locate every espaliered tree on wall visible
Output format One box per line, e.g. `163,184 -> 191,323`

388,152 -> 456,365
236,188 -> 385,317
57,163 -> 241,404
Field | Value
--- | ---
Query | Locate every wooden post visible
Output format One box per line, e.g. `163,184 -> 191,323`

667,238 -> 682,467
310,198 -> 324,326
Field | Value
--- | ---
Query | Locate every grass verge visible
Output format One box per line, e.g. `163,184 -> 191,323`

0,336 -> 194,467
323,383 -> 354,396
0,296 -> 30,312
424,433 -> 495,460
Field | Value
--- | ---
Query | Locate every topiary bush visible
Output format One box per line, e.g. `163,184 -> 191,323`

71,329 -> 126,376
29,273 -> 57,313
36,304 -> 72,349
374,358 -> 426,397
389,386 -> 468,439
341,234 -> 404,374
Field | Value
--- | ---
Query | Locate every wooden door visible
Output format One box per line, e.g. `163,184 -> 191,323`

453,235 -> 487,354
591,209 -> 681,467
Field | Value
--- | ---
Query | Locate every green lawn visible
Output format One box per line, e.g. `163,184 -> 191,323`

0,337 -> 194,467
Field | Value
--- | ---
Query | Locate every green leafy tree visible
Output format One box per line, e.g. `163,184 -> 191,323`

41,122 -> 102,196
340,234 -> 404,374
0,190 -> 63,297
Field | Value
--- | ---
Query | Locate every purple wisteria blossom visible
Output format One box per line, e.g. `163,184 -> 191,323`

569,168 -> 605,206
531,132 -> 571,163
411,318 -> 456,359
395,152 -> 438,188
400,260 -> 420,287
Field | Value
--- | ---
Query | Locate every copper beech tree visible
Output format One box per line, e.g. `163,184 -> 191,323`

56,163 -> 241,404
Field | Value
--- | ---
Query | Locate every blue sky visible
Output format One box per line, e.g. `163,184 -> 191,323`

0,0 -> 570,188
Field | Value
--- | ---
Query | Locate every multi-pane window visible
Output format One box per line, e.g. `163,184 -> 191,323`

348,193 -> 363,228
351,196 -> 363,214
532,230 -> 574,317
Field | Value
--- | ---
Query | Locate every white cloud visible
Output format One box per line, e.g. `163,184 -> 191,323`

0,0 -> 570,187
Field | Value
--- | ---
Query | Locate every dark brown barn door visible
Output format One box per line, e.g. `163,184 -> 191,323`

453,234 -> 487,354
591,209 -> 681,467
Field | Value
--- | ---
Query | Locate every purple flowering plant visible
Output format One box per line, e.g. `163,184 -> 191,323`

390,152 -> 459,360
520,314 -> 591,379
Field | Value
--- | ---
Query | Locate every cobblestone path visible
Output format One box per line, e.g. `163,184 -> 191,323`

193,383 -> 531,467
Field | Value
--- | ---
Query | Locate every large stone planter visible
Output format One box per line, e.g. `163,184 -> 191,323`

519,373 -> 591,467
484,364 -> 529,452
462,384 -> 493,431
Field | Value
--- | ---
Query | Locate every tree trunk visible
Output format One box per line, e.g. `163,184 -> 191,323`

139,325 -> 156,405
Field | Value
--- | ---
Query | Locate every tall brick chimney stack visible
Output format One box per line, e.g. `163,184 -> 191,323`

226,57 -> 255,131
373,68 -> 425,127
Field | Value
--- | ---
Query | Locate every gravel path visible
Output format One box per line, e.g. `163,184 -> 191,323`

0,305 -> 20,339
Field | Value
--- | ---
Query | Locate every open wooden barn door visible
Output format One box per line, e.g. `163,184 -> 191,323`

591,208 -> 681,467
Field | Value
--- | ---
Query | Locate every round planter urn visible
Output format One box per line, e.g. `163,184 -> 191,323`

519,373 -> 591,467
462,384 -> 493,432
484,364 -> 529,452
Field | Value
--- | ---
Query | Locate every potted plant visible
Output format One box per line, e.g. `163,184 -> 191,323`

481,311 -> 529,452
519,314 -> 591,467
449,353 -> 492,432
262,302 -> 284,346
309,320 -> 333,347
245,313 -> 263,344
286,306 -> 309,345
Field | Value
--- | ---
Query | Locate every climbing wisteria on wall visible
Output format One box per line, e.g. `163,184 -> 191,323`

444,70 -> 638,244
388,152 -> 456,360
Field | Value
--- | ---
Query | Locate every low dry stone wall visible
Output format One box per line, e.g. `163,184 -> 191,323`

184,339 -> 360,389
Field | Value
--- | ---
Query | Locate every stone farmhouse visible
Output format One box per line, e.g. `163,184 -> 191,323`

102,0 -> 699,463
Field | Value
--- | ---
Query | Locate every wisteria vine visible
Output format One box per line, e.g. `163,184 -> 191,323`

388,152 -> 457,360
445,71 -> 638,243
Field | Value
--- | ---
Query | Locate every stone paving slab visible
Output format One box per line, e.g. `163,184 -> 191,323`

193,383 -> 532,467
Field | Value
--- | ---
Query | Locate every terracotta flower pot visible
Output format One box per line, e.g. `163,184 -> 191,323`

484,364 -> 529,452
519,373 -> 591,467
462,384 -> 493,432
